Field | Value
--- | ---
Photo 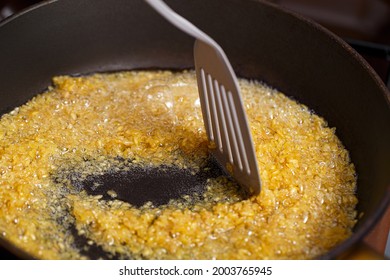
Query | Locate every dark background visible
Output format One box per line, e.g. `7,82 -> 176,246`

1,0 -> 388,85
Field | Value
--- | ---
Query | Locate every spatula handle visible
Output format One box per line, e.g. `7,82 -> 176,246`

144,0 -> 216,47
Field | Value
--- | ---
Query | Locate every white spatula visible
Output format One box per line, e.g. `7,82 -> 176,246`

144,0 -> 261,195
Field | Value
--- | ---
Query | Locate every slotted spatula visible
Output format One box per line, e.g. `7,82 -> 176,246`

145,0 -> 261,195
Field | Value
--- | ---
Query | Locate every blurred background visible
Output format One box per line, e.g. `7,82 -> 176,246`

1,0 -> 388,87
0,0 -> 389,259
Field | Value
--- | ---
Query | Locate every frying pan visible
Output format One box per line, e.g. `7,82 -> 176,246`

0,0 -> 389,259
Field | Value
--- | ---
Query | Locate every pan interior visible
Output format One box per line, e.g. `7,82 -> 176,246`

0,70 -> 359,260
53,157 -> 225,208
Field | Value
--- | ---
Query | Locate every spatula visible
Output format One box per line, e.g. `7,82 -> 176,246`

144,0 -> 261,195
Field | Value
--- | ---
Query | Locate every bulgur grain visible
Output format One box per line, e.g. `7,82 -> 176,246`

0,71 -> 357,259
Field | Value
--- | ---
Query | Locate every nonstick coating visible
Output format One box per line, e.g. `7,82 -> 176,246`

0,0 -> 389,259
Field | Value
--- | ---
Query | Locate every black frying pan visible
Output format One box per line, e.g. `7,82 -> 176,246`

0,0 -> 389,259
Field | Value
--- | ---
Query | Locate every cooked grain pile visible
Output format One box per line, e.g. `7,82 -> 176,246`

0,71 -> 357,259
